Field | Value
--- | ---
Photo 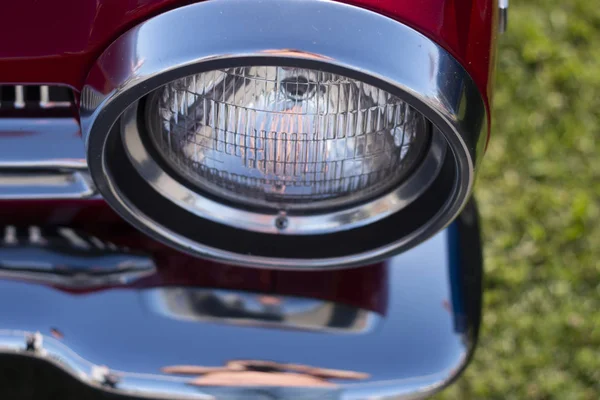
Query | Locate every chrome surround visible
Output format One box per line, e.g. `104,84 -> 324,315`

121,100 -> 447,235
0,207 -> 483,399
81,0 -> 487,268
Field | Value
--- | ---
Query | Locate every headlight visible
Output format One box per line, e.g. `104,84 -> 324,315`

80,0 -> 487,269
146,66 -> 430,211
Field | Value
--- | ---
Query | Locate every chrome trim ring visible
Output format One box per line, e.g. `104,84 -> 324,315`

121,100 -> 447,235
81,0 -> 487,268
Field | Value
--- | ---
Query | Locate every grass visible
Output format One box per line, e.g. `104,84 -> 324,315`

434,1 -> 600,399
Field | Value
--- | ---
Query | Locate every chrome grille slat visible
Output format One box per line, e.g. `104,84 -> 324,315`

14,85 -> 25,109
0,84 -> 73,110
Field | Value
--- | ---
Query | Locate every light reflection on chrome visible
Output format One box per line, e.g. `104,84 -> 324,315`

0,226 -> 155,289
143,288 -> 379,333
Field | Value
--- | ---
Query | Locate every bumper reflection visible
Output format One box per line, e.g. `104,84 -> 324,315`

163,360 -> 369,387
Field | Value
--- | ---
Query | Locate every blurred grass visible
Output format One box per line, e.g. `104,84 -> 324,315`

435,1 -> 600,399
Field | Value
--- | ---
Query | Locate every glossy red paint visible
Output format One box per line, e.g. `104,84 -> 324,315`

350,0 -> 498,107
0,0 -> 496,112
0,200 -> 388,314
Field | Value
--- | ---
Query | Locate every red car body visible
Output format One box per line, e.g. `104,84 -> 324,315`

0,0 -> 497,119
0,0 -> 496,398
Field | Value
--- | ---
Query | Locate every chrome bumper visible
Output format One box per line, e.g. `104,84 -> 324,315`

0,202 -> 482,399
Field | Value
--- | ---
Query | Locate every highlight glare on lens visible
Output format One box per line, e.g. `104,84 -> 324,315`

146,66 -> 430,210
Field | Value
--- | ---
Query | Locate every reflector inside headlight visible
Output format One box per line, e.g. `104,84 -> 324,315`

146,66 -> 430,210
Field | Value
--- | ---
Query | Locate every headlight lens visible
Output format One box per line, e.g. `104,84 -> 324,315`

146,66 -> 429,210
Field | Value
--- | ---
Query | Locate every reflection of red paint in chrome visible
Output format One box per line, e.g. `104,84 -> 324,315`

163,360 -> 369,387
50,327 -> 64,339
443,299 -> 452,313
259,296 -> 282,306
0,200 -> 389,314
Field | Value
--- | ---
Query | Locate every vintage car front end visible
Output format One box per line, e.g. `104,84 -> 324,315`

0,0 -> 499,398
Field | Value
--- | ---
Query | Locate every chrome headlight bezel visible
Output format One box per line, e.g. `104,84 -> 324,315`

80,0 -> 487,269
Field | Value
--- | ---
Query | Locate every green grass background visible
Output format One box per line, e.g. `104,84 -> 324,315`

434,1 -> 600,399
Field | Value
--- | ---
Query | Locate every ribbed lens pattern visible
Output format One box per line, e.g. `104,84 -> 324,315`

146,66 -> 429,210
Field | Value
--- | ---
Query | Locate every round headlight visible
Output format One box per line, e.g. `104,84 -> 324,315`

146,66 -> 430,211
80,0 -> 487,269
